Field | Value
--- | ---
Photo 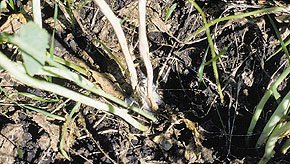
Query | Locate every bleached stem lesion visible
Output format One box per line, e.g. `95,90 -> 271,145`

138,0 -> 158,110
92,0 -> 159,110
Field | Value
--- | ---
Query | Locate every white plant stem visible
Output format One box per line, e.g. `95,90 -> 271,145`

138,0 -> 158,110
92,0 -> 138,90
32,0 -> 42,28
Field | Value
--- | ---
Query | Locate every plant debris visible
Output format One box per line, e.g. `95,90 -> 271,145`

1,0 -> 290,163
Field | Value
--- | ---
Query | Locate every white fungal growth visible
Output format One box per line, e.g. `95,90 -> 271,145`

136,71 -> 163,110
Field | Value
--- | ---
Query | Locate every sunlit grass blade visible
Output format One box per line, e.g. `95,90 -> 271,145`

32,0 -> 42,28
259,121 -> 290,164
49,2 -> 59,59
1,85 -> 63,121
247,90 -> 272,137
20,104 -> 65,121
41,65 -> 157,122
1,20 -> 156,124
281,138 -> 290,154
266,38 -> 290,61
267,15 -> 290,61
92,0 -> 138,90
165,3 -> 177,21
8,0 -> 15,10
2,0 -> 15,10
256,90 -> 290,148
247,65 -> 290,138
49,54 -> 87,75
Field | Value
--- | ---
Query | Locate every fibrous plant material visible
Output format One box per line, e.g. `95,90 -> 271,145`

0,51 -> 149,131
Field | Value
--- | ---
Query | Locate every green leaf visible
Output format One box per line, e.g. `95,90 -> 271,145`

22,51 -> 43,76
16,147 -> 23,159
11,21 -> 49,76
8,0 -> 15,10
198,46 -> 209,82
17,91 -> 59,103
165,3 -> 177,21
21,104 -> 65,121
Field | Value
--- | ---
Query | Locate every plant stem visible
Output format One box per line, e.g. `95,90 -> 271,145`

189,0 -> 224,102
138,0 -> 158,110
32,0 -> 42,28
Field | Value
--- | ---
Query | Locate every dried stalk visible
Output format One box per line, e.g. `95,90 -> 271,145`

138,0 -> 158,110
92,0 -> 138,90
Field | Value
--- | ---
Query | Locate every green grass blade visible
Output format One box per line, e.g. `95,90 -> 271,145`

92,38 -> 127,75
267,15 -> 290,61
41,65 -> 157,122
190,6 -> 285,40
189,0 -> 224,103
60,102 -> 81,160
247,90 -> 272,137
20,104 -> 65,121
247,65 -> 290,138
270,65 -> 290,100
165,3 -> 177,21
8,0 -> 15,10
49,2 -> 59,59
204,47 -> 228,66
266,38 -> 290,61
198,46 -> 209,82
50,54 -> 88,76
281,138 -> 290,154
256,90 -> 290,147
258,122 -> 290,164
1,84 -> 63,121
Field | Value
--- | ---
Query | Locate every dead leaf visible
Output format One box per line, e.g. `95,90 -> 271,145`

153,134 -> 174,151
91,70 -> 125,99
0,14 -> 27,34
32,114 -> 60,152
184,141 -> 197,162
182,119 -> 202,146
